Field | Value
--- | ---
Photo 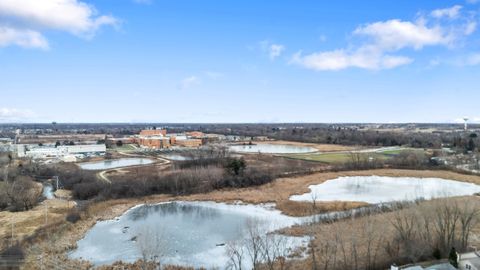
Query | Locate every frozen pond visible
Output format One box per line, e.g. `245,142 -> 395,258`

77,158 -> 154,170
69,201 -> 307,268
161,154 -> 193,161
42,183 -> 54,199
290,176 -> 480,204
229,144 -> 317,154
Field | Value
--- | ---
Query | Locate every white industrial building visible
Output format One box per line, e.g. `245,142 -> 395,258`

22,144 -> 106,159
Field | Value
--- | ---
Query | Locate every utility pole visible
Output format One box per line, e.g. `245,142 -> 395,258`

44,203 -> 48,227
54,176 -> 59,190
11,216 -> 14,246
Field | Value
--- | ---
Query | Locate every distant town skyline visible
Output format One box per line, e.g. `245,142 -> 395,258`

1,0 -> 480,123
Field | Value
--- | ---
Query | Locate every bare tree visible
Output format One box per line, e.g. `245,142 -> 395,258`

262,233 -> 292,270
459,201 -> 480,249
245,219 -> 266,270
136,225 -> 167,270
6,176 -> 41,211
226,238 -> 245,270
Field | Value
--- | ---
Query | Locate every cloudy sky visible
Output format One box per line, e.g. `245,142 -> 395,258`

1,0 -> 480,123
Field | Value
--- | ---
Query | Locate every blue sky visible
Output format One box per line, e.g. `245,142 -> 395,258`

1,0 -> 480,123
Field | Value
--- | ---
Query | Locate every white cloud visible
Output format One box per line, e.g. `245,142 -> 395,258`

353,19 -> 452,50
0,26 -> 49,49
431,5 -> 463,19
293,8 -> 476,71
260,40 -> 285,60
268,44 -> 285,60
179,76 -> 200,90
0,0 -> 118,49
292,49 -> 412,71
0,108 -> 35,121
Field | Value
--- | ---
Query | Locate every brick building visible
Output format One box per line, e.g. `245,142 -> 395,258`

139,129 -> 167,136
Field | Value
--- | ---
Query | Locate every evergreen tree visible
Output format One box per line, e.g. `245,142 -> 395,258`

449,247 -> 458,268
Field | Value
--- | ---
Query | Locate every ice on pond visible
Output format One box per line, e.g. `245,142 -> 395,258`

229,144 -> 317,154
42,183 -> 54,199
69,201 -> 308,269
160,154 -> 193,161
77,158 -> 154,170
290,176 -> 480,204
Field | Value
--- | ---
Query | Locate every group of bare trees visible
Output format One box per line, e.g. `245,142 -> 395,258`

1,176 -> 42,211
0,153 -> 43,211
307,218 -> 386,270
335,150 -> 435,171
226,220 -> 294,270
386,200 -> 480,263
305,199 -> 480,270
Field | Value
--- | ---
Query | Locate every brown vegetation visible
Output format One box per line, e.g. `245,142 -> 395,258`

181,169 -> 480,216
285,197 -> 480,270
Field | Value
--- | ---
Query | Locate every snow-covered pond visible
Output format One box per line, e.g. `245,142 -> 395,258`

229,144 -> 317,154
69,201 -> 308,269
42,183 -> 54,199
290,176 -> 480,204
160,154 -> 193,161
77,158 -> 154,170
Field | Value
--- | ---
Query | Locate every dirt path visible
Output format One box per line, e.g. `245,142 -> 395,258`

96,151 -> 171,183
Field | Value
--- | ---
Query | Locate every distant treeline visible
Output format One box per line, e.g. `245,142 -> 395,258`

2,123 -> 480,151
193,124 -> 479,151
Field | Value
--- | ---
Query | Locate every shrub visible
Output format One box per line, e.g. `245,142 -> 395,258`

66,210 -> 81,223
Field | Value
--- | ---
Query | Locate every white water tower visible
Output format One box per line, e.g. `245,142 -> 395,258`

463,117 -> 469,131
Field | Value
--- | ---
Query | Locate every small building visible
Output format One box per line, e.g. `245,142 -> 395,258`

392,263 -> 456,270
253,136 -> 270,141
459,252 -> 480,270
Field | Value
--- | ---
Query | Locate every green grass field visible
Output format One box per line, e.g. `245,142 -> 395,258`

284,148 -> 423,164
108,144 -> 137,152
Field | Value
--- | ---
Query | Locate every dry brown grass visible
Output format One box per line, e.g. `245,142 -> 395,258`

177,169 -> 480,216
283,196 -> 480,270
0,199 -> 74,251
276,200 -> 368,216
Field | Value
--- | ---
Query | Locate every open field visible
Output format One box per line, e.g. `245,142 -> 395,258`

283,148 -> 424,164
0,198 -> 74,251
107,144 -> 137,152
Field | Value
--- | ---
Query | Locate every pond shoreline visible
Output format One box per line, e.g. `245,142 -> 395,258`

22,169 -> 480,269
